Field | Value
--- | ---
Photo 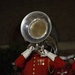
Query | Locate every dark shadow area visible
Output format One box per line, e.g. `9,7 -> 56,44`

0,44 -> 29,75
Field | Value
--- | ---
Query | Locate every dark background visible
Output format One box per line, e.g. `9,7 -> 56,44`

0,0 -> 75,53
0,0 -> 75,43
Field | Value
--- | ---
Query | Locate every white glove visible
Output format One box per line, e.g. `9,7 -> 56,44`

44,49 -> 57,61
21,46 -> 35,59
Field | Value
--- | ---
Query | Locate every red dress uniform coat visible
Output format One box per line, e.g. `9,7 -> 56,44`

15,53 -> 65,75
72,61 -> 75,75
72,61 -> 75,71
53,64 -> 73,75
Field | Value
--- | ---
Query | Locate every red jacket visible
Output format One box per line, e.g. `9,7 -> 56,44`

15,53 -> 65,75
53,65 -> 73,75
72,61 -> 75,74
72,61 -> 75,71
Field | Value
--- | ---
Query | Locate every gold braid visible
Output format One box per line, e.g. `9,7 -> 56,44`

48,58 -> 54,74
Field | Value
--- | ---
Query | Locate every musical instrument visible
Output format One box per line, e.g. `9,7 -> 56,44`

20,11 -> 57,55
21,11 -> 52,43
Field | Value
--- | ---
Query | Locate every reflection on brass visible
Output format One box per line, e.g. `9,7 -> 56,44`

21,11 -> 52,43
29,18 -> 47,38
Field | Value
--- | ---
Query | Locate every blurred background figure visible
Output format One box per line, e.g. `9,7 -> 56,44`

11,62 -> 21,75
53,55 -> 75,75
72,61 -> 75,70
72,58 -> 75,74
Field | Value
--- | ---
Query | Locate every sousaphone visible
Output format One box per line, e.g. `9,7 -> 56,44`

21,11 -> 52,43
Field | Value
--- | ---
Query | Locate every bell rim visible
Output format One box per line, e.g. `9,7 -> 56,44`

20,11 -> 52,43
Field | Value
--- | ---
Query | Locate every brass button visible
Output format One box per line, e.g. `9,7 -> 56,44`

34,57 -> 36,59
33,72 -> 35,74
34,61 -> 36,63
33,68 -> 35,70
33,64 -> 35,66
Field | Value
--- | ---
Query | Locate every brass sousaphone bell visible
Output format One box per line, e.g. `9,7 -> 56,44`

21,11 -> 52,43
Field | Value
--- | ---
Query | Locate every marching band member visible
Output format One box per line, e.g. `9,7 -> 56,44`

14,11 -> 65,75
54,55 -> 75,75
14,42 -> 65,75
